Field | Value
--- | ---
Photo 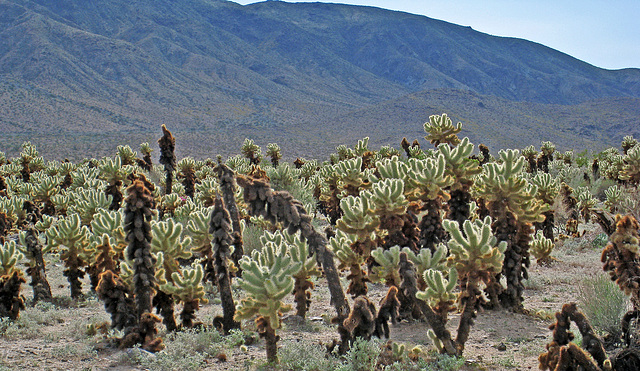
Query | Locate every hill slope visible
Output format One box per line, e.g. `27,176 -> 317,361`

1,0 -> 639,159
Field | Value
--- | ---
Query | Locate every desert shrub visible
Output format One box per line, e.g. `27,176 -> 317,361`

336,337 -> 382,371
577,273 -> 628,341
128,327 -> 227,371
276,340 -> 341,370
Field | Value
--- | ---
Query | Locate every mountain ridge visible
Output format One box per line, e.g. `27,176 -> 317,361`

1,0 -> 639,159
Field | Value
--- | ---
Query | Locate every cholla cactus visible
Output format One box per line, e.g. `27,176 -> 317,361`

530,231 -> 555,265
116,145 -> 137,166
241,138 -> 262,166
136,142 -> 153,171
335,196 -> 379,254
17,228 -> 52,303
158,125 -> 176,195
266,143 -> 282,168
124,179 -> 157,320
91,209 -> 127,255
622,135 -> 638,155
620,146 -> 640,185
335,157 -> 372,197
85,234 -> 119,291
286,232 -> 321,318
371,245 -> 403,287
150,219 -> 192,331
537,141 -> 556,173
439,137 -> 482,226
364,178 -> 409,247
531,172 -> 560,240
402,246 -> 447,290
209,196 -> 240,334
235,240 -> 301,363
0,240 -> 26,319
160,263 -> 207,328
330,230 -> 369,297
177,157 -> 197,199
475,149 -> 546,310
522,145 -> 538,172
601,215 -> 640,310
423,114 -> 462,147
539,303 -> 610,371
195,178 -> 219,207
96,270 -> 137,331
70,188 -> 112,226
45,214 -> 92,298
217,162 -> 244,268
99,156 -> 133,210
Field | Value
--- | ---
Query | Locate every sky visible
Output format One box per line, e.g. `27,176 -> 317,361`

234,0 -> 640,70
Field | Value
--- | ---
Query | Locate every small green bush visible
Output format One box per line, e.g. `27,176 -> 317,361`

577,273 -> 628,341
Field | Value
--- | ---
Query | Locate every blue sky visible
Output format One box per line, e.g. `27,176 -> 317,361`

234,0 -> 639,70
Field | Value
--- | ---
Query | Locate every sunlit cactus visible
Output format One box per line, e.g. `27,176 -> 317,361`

217,162 -> 244,268
99,156 -> 133,210
530,231 -> 555,265
364,178 -> 411,248
522,145 -> 538,173
371,245 -> 403,287
159,193 -> 183,219
195,178 -> 219,207
116,145 -> 137,166
30,174 -> 59,215
17,228 -> 52,303
620,146 -> 640,185
70,188 -> 112,226
266,143 -> 282,167
531,172 -> 560,241
401,246 -> 447,290
335,157 -> 372,197
160,263 -> 208,328
475,149 -> 546,310
45,214 -> 92,298
622,135 -> 638,155
0,240 -> 26,319
149,218 -> 192,331
90,209 -> 127,255
241,138 -> 263,166
601,215 -> 640,310
285,231 -> 321,318
85,234 -> 120,291
335,195 -> 379,252
537,141 -> 556,173
438,137 -> 482,226
158,124 -> 177,195
235,240 -> 301,363
330,229 -> 369,297
177,157 -> 197,199
423,113 -> 462,147
136,142 -> 153,171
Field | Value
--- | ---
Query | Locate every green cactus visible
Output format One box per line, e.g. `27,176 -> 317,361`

136,142 -> 153,171
17,228 -> 53,303
30,174 -> 60,215
371,245 -> 403,287
531,172 -> 559,240
235,240 -> 301,363
335,157 -> 372,198
99,156 -> 133,210
266,143 -> 282,168
530,230 -> 555,265
241,138 -> 263,166
90,209 -> 127,255
0,240 -> 26,319
70,188 -> 112,226
45,214 -> 92,298
401,246 -> 447,290
475,149 -> 545,310
622,135 -> 638,155
620,146 -> 640,185
177,157 -> 197,199
417,268 -> 458,320
116,145 -> 138,166
537,141 -> 555,173
335,195 -> 379,249
423,114 -> 462,147
159,193 -> 183,219
330,229 -> 369,297
195,178 -> 219,207
85,233 -> 120,291
160,263 -> 208,328
438,137 -> 481,226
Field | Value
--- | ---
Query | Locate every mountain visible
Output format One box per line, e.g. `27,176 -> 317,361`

1,0 -> 639,160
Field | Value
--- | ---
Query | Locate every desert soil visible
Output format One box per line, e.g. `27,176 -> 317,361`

0,227 -> 611,371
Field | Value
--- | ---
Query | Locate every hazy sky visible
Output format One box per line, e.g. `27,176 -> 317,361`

234,0 -> 639,70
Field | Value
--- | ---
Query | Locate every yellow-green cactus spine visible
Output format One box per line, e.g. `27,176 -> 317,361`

160,263 -> 208,328
45,214 -> 92,298
620,146 -> 640,185
424,113 -> 462,147
416,268 -> 458,320
281,230 -> 321,318
266,143 -> 282,168
99,156 -> 133,210
70,188 -> 112,226
235,241 -> 301,363
530,231 -> 555,265
330,229 -> 369,297
370,245 -> 403,287
401,246 -> 447,290
90,209 -> 127,255
0,239 -> 26,319
241,138 -> 263,166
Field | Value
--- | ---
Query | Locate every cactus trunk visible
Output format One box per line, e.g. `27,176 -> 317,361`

217,163 -> 244,269
23,228 -> 52,303
153,290 -> 177,331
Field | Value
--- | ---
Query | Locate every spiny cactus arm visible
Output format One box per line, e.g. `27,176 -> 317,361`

370,245 -> 402,286
417,268 -> 458,309
0,240 -> 24,277
371,156 -> 409,183
406,155 -> 454,202
365,178 -> 408,217
530,231 -> 555,265
150,220 -> 192,281
162,264 -> 208,304
424,114 -> 462,147
335,195 -> 380,241
620,146 -> 640,184
90,209 -> 127,254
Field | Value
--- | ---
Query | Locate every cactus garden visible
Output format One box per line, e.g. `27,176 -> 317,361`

2,117 -> 640,370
